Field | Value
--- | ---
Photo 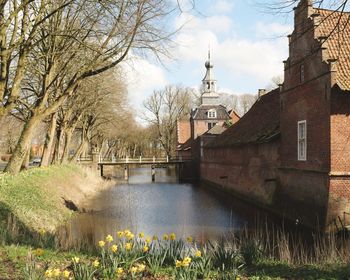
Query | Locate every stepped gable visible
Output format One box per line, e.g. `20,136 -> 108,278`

315,8 -> 350,90
209,88 -> 280,148
192,105 -> 230,120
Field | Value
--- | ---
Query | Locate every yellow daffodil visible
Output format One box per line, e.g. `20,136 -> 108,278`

186,236 -> 193,243
33,248 -> 44,257
182,257 -> 192,267
45,269 -> 53,278
137,263 -> 146,272
93,259 -> 99,267
116,267 -> 124,275
143,245 -> 149,253
98,240 -> 105,248
39,228 -> 46,236
145,237 -> 152,244
163,234 -> 169,241
111,244 -> 118,253
72,257 -> 80,263
124,229 -> 132,236
175,260 -> 182,268
236,277 -> 240,280
117,231 -> 124,238
126,232 -> 134,240
106,234 -> 113,243
130,266 -> 138,273
53,268 -> 61,277
138,232 -> 145,238
63,270 -> 70,279
170,233 -> 176,240
195,250 -> 202,258
125,242 -> 132,250
152,235 -> 158,241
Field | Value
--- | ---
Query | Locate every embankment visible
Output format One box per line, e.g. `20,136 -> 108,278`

0,164 -> 111,234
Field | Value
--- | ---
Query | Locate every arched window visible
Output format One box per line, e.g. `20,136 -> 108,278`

208,109 -> 217,119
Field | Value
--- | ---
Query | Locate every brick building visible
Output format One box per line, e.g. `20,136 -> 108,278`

177,52 -> 239,159
201,0 -> 350,231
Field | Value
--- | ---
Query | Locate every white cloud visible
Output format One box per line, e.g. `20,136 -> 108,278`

255,22 -> 293,38
122,57 -> 168,111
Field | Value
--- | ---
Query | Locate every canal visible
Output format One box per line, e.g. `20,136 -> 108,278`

60,167 -> 283,247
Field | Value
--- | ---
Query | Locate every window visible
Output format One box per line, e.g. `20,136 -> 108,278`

208,109 -> 217,119
208,122 -> 217,130
298,120 -> 307,161
300,64 -> 305,83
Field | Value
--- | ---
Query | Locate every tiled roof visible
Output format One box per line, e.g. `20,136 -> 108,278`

205,125 -> 227,135
208,89 -> 280,148
315,8 -> 350,90
192,105 -> 230,120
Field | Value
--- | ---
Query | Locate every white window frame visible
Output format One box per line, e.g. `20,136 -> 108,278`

208,109 -> 217,119
297,120 -> 307,161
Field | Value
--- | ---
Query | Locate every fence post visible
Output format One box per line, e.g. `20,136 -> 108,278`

167,155 -> 169,163
153,156 -> 155,163
139,156 -> 142,163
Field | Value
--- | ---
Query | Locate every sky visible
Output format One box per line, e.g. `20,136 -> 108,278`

122,0 -> 295,117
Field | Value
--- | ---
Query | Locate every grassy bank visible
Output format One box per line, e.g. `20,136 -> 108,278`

0,164 -> 109,240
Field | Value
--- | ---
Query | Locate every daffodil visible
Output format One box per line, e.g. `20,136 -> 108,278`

175,260 -> 182,268
138,232 -> 145,238
126,232 -> 134,240
116,267 -> 124,275
93,259 -> 99,267
182,257 -> 192,267
130,266 -> 138,273
145,237 -> 152,244
111,244 -> 118,253
72,257 -> 80,263
143,245 -> 149,253
33,248 -> 44,257
125,242 -> 132,250
170,233 -> 176,240
63,270 -> 70,279
186,236 -> 193,243
195,250 -> 202,258
106,234 -> 113,243
117,231 -> 124,238
152,235 -> 158,241
136,263 -> 146,272
163,234 -> 169,241
39,228 -> 46,236
53,268 -> 61,277
45,269 -> 53,278
98,240 -> 105,248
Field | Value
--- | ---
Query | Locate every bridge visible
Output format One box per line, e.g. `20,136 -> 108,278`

84,156 -> 192,181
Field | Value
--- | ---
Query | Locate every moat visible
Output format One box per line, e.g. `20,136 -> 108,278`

61,167 -> 281,245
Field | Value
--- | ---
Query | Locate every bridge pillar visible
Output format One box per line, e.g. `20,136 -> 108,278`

151,165 -> 155,182
124,164 -> 129,181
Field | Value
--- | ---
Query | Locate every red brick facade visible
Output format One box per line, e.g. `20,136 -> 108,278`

201,0 -> 350,231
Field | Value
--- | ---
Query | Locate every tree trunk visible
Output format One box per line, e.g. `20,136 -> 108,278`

41,113 -> 57,167
21,149 -> 30,170
61,129 -> 73,163
4,117 -> 39,174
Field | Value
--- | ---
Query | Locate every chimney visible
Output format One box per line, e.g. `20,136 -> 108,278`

258,89 -> 267,98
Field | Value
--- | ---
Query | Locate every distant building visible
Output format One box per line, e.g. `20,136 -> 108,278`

176,52 -> 240,159
201,0 -> 350,231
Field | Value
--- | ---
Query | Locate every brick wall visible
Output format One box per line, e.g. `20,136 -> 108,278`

201,140 -> 280,205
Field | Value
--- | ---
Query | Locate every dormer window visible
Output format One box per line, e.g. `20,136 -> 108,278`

208,109 -> 217,119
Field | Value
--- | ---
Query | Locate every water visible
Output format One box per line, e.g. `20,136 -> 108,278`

60,167 -> 274,246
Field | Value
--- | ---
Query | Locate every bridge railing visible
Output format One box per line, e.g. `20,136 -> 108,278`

98,155 -> 192,164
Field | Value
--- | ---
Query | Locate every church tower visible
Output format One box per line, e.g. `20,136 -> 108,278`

201,51 -> 219,105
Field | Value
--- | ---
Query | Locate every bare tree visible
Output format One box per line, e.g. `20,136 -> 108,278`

144,85 -> 194,157
4,0 -> 182,174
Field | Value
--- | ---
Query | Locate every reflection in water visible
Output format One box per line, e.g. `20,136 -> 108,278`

60,167 -> 269,247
